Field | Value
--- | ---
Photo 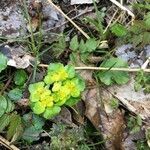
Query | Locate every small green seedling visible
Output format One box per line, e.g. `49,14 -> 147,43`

29,63 -> 85,119
127,115 -> 142,134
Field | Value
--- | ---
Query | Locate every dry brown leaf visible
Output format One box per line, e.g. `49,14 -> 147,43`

82,88 -> 101,130
53,107 -> 77,128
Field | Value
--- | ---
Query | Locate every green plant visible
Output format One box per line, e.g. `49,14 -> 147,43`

14,70 -> 28,86
52,34 -> 66,58
22,112 -> 45,143
110,98 -> 119,110
29,63 -> 85,119
134,71 -> 150,93
0,95 -> 23,142
69,35 -> 98,63
146,128 -> 150,148
8,88 -> 23,102
49,123 -> 89,150
83,1 -> 106,38
0,52 -> 8,73
110,23 -> 127,37
117,12 -> 150,47
97,57 -> 129,85
127,115 -> 142,134
136,140 -> 150,150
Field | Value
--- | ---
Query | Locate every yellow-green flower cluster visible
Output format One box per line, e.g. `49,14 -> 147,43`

29,63 -> 85,119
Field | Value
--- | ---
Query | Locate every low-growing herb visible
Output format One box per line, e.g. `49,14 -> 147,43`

29,63 -> 85,119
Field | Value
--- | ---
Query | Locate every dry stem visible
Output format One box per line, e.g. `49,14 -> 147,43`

39,64 -> 150,73
47,0 -> 90,39
109,0 -> 135,20
0,135 -> 19,150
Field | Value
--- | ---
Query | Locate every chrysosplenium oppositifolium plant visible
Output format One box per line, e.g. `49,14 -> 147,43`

29,63 -> 85,119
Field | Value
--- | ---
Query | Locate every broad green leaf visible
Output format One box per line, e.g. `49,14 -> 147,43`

85,38 -> 97,52
5,98 -> 15,113
98,57 -> 129,85
69,35 -> 79,51
0,96 -> 7,117
79,39 -> 87,53
0,114 -> 11,132
22,113 -> 44,143
65,65 -> 75,79
111,23 -> 127,37
52,82 -> 62,92
71,89 -> 80,98
52,35 -> 66,58
8,88 -> 23,101
0,52 -> 7,73
48,63 -> 64,73
72,77 -> 85,92
28,82 -> 44,93
14,70 -> 28,86
43,106 -> 61,119
65,97 -> 80,106
32,102 -> 45,114
7,114 -> 22,140
23,113 -> 45,130
22,126 -> 42,143
144,12 -> 150,26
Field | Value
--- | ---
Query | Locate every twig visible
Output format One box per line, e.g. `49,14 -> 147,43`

103,9 -> 119,34
109,0 -> 135,20
0,76 -> 12,95
0,135 -> 20,150
47,0 -> 90,39
38,64 -> 150,73
141,57 -> 150,69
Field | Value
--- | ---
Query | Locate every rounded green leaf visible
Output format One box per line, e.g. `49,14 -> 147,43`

43,106 -> 61,119
8,88 -> 23,101
0,96 -> 7,117
14,70 -> 28,86
71,89 -> 80,97
111,23 -> 127,37
52,82 -> 62,92
32,102 -> 45,115
65,65 -> 75,79
65,97 -> 80,106
48,63 -> 64,73
5,98 -> 14,113
28,82 -> 44,93
69,35 -> 79,51
98,57 -> 129,85
0,52 -> 7,73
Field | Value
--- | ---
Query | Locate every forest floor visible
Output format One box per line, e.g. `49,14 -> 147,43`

0,0 -> 150,150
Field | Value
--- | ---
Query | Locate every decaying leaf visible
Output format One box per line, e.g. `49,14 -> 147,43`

0,45 -> 35,69
108,77 -> 150,120
82,88 -> 101,131
53,107 -> 77,128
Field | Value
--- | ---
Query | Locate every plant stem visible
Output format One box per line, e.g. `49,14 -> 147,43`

38,64 -> 150,73
47,0 -> 90,39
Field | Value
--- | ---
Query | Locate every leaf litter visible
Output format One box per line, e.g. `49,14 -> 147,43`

0,0 -> 150,149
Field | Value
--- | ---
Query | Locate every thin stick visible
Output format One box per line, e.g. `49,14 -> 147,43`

0,135 -> 20,150
47,0 -> 90,39
109,0 -> 135,19
103,9 -> 119,34
141,57 -> 150,69
38,64 -> 150,73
